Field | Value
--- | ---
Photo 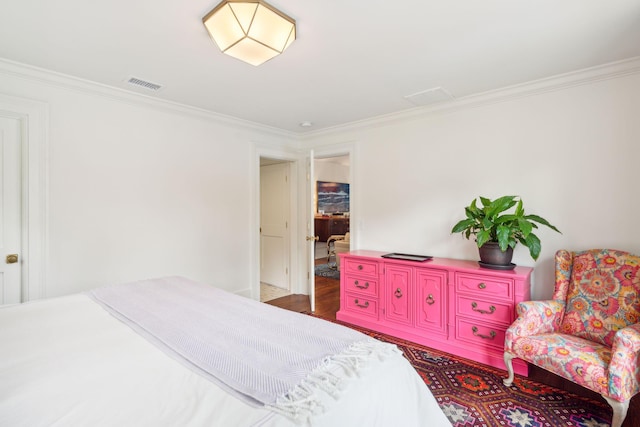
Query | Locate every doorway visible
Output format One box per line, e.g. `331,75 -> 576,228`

313,155 -> 351,260
310,153 -> 351,310
252,143 -> 353,309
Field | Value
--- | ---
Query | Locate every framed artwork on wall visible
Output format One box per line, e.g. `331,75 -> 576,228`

316,181 -> 350,214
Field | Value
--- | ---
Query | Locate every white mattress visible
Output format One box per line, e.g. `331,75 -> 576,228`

0,293 -> 451,426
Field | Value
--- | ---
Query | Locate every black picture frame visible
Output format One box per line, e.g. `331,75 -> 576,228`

316,181 -> 350,214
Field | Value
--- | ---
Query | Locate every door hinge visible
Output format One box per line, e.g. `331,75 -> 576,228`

286,267 -> 288,275
285,221 -> 288,229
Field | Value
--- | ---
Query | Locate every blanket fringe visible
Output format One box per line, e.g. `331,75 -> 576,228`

266,340 -> 400,423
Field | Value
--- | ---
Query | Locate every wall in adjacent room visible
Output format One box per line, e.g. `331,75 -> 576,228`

304,69 -> 640,299
0,63 -> 296,298
314,156 -> 350,185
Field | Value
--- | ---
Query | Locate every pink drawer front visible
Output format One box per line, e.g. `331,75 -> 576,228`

344,275 -> 378,297
344,293 -> 378,319
456,295 -> 513,326
343,258 -> 379,277
455,273 -> 513,301
455,318 -> 506,351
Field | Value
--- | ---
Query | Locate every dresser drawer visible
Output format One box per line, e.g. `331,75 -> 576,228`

455,273 -> 513,301
344,293 -> 378,319
455,318 -> 506,351
456,295 -> 513,326
344,275 -> 378,298
343,258 -> 379,277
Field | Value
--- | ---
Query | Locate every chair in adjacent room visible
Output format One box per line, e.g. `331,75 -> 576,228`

334,232 -> 350,271
326,234 -> 345,266
503,249 -> 640,427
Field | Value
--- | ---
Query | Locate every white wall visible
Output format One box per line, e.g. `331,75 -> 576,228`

314,156 -> 350,184
305,71 -> 640,300
0,64 -> 296,298
2,60 -> 639,302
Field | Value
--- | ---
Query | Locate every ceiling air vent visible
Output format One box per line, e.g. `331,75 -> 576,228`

404,87 -> 454,106
126,76 -> 163,92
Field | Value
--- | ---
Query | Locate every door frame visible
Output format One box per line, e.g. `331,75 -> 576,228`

312,143 -> 356,244
251,141 -> 356,303
0,94 -> 48,302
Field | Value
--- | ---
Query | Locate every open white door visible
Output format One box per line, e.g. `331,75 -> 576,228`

307,150 -> 316,312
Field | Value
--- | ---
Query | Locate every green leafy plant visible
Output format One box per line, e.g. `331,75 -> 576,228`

451,195 -> 561,261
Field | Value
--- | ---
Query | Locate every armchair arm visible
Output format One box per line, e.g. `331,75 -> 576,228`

608,323 -> 640,402
505,300 -> 565,349
515,300 -> 565,335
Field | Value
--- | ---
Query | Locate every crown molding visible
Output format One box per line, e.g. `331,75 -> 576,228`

300,56 -> 640,140
0,58 -> 297,141
2,56 -> 639,144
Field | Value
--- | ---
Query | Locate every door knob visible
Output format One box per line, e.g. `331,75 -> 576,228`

306,235 -> 319,241
6,254 -> 18,264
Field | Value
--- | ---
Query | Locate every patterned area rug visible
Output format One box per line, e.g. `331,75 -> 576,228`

314,263 -> 340,280
335,320 -> 614,427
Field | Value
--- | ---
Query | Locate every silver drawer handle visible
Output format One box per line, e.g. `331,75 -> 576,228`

394,288 -> 403,298
425,294 -> 435,305
478,283 -> 487,289
354,299 -> 369,308
357,265 -> 363,270
472,326 -> 496,340
471,302 -> 495,315
354,280 -> 369,289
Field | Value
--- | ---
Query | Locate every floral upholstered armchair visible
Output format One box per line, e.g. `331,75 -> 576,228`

503,249 -> 640,427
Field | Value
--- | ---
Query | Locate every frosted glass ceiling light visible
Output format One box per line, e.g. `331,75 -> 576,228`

203,0 -> 296,66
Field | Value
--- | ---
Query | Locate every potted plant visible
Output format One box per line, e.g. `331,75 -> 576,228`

451,195 -> 561,269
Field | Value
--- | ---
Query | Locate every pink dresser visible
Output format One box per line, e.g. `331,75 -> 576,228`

337,250 -> 532,375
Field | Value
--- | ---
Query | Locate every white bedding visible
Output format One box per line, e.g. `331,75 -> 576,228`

0,291 -> 451,426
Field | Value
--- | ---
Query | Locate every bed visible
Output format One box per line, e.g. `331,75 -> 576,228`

0,276 -> 451,426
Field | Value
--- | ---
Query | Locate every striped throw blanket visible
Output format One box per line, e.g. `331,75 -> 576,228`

88,276 -> 398,420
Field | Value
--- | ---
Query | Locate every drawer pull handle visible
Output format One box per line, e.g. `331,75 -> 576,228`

471,302 -> 495,315
358,265 -> 363,270
478,283 -> 487,289
425,294 -> 435,305
472,326 -> 496,340
354,299 -> 369,308
394,288 -> 403,298
354,280 -> 369,289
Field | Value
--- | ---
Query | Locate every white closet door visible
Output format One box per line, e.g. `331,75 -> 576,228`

260,162 -> 290,290
0,116 -> 22,305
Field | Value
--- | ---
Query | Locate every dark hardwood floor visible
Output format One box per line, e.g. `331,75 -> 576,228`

265,273 -> 339,320
265,263 -> 639,426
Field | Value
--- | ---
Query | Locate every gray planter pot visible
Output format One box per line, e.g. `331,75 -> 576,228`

478,242 -> 514,267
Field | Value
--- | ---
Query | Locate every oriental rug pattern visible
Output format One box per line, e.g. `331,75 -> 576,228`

314,263 -> 341,280
338,321 -> 614,427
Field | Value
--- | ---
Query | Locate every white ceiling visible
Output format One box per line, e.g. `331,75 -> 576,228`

1,0 -> 639,133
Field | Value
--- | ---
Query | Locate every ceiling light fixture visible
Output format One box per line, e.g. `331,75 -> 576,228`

202,0 -> 296,66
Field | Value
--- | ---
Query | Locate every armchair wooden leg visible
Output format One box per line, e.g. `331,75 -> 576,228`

603,396 -> 629,427
502,352 -> 515,386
